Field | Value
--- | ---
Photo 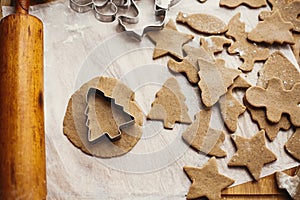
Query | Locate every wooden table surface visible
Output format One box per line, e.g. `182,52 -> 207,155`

0,0 -> 298,199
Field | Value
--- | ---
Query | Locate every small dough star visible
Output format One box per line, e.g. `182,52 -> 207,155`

147,20 -> 194,59
228,130 -> 277,181
184,157 -> 234,200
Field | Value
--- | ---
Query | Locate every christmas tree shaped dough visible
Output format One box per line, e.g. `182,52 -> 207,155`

147,77 -> 192,129
257,51 -> 300,90
259,0 -> 300,32
248,11 -> 294,44
198,58 -> 241,107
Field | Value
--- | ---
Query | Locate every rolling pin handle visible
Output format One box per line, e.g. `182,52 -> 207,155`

15,0 -> 30,14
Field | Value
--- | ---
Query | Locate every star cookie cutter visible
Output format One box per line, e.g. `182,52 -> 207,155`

85,87 -> 135,143
118,0 -> 182,41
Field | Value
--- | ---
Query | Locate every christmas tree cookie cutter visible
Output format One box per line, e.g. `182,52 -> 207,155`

85,87 -> 135,143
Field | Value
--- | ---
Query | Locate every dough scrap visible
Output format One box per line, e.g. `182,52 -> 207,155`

219,76 -> 251,133
182,109 -> 227,157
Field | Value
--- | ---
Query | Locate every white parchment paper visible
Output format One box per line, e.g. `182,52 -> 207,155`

3,0 -> 300,199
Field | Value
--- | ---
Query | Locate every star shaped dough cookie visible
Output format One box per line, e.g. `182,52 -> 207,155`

228,130 -> 277,181
147,20 -> 194,59
184,157 -> 235,200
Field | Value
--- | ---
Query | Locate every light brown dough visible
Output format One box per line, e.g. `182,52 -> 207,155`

147,77 -> 192,129
176,12 -> 228,34
200,36 -> 232,54
147,20 -> 194,59
219,0 -> 267,8
259,0 -> 300,32
184,157 -> 235,200
248,11 -> 294,45
285,128 -> 300,161
257,51 -> 300,90
246,77 -> 300,126
167,45 -> 213,84
198,58 -> 241,107
291,33 -> 300,66
226,13 -> 270,72
182,109 -> 227,157
245,100 -> 291,141
219,76 -> 251,133
63,77 -> 143,158
228,130 -> 277,181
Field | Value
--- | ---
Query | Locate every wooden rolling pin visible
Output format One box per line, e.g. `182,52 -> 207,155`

0,0 -> 46,199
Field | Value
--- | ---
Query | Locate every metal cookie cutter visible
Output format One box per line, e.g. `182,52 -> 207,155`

85,88 -> 135,143
70,0 -> 132,22
118,0 -> 181,41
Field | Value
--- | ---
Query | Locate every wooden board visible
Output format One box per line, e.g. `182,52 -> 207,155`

222,167 -> 297,199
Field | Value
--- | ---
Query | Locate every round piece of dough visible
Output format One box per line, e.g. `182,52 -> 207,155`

63,77 -> 143,158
